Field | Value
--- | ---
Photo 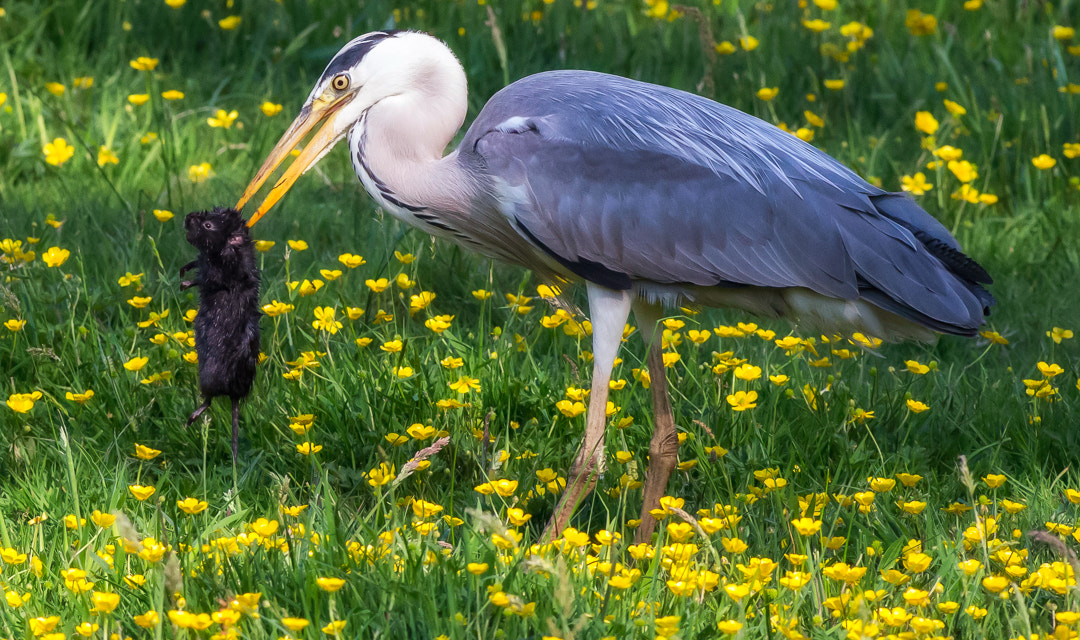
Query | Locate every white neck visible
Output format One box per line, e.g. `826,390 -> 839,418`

350,35 -> 473,216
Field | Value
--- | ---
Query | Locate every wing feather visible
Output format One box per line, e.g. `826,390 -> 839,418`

464,70 -> 993,333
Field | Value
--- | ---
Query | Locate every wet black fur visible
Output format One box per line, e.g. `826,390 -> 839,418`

180,206 -> 260,461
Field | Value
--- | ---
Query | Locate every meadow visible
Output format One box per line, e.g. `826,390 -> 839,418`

1,0 -> 1080,638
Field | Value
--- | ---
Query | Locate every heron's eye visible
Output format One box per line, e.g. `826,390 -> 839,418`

331,74 -> 350,91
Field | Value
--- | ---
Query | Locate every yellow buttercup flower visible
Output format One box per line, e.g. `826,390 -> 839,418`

129,485 -> 156,501
947,160 -> 978,182
28,617 -> 61,635
219,15 -> 241,30
91,510 -> 116,528
66,390 -> 94,404
134,443 -> 161,460
1032,154 -> 1057,170
556,400 -> 586,417
161,90 -> 184,100
715,41 -> 736,55
756,87 -> 779,101
1052,25 -> 1075,41
726,390 -> 758,411
177,497 -> 208,514
260,101 -> 283,117
207,109 -> 239,128
717,620 -> 743,634
338,252 -> 365,267
130,57 -> 159,71
97,146 -> 119,167
943,99 -> 967,116
905,9 -> 937,36
282,618 -> 310,632
128,93 -> 150,106
90,591 -> 120,614
906,399 -> 930,413
914,111 -> 939,135
7,391 -> 43,413
312,307 -> 342,334
42,246 -> 70,267
43,137 -> 75,166
75,622 -> 99,637
1047,327 -> 1074,343
449,375 -> 480,394
791,517 -> 822,536
124,356 -> 149,371
188,162 -> 213,183
322,620 -> 347,635
262,300 -> 294,317
316,577 -> 346,592
467,562 -> 489,575
901,173 -> 932,195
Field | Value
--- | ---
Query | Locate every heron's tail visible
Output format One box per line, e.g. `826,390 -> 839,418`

838,193 -> 994,337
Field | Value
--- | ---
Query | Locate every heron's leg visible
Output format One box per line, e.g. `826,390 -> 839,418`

632,300 -> 680,544
545,284 -> 632,539
231,398 -> 241,465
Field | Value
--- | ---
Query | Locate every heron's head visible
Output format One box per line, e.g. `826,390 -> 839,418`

238,30 -> 466,226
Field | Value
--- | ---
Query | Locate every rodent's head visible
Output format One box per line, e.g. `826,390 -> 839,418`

184,207 -> 248,256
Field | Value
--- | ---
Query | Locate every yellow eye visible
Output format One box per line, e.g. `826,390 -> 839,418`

331,74 -> 350,91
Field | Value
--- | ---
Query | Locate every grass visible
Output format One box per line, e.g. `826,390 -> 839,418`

1,0 -> 1080,638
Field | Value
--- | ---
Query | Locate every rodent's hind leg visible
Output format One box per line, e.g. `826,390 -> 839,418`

186,398 -> 212,426
179,280 -> 196,291
179,260 -> 198,276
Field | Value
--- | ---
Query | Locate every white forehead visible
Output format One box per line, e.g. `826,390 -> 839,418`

308,31 -> 452,99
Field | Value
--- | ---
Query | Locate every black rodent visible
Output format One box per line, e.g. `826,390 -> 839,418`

180,206 -> 260,462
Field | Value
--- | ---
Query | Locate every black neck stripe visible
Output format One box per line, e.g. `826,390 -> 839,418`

321,31 -> 403,80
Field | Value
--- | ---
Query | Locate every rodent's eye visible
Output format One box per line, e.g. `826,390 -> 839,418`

331,74 -> 350,91
203,222 -> 214,230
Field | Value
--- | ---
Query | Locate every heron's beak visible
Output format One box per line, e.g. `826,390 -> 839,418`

237,98 -> 347,227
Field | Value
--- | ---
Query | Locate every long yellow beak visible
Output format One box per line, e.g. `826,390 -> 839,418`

237,99 -> 346,227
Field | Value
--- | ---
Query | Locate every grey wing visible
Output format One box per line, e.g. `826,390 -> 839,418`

466,71 -> 993,333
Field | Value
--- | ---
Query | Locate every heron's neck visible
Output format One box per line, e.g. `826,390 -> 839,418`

355,76 -> 472,215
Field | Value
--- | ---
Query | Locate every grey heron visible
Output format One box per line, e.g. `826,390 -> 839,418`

237,30 -> 994,542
